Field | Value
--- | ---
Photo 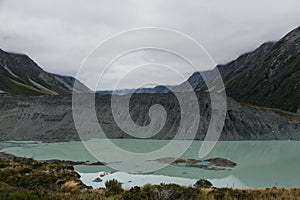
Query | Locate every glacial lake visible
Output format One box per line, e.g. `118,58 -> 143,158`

1,139 -> 300,189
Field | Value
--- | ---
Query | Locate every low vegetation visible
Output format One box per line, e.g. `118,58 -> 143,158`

1,154 -> 300,199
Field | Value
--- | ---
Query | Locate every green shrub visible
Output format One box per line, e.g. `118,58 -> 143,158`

123,186 -> 143,200
194,179 -> 213,188
104,179 -> 123,196
0,192 -> 38,200
0,160 -> 10,168
18,168 -> 32,175
0,163 -> 9,168
141,184 -> 158,200
31,162 -> 44,169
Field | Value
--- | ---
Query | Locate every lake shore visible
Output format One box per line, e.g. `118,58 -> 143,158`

2,139 -> 300,188
1,152 -> 300,200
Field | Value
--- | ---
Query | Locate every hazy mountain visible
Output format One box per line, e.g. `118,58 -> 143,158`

0,49 -> 90,95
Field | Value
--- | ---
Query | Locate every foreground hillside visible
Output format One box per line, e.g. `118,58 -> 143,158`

0,153 -> 300,200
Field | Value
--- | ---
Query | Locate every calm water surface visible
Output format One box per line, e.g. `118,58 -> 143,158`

1,139 -> 300,188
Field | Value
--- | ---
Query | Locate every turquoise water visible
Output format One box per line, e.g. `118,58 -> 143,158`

0,142 -> 16,147
0,141 -> 41,148
172,161 -> 210,167
197,161 -> 210,166
177,162 -> 187,166
1,139 -> 300,188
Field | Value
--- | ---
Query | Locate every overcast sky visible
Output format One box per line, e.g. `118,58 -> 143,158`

0,0 -> 300,90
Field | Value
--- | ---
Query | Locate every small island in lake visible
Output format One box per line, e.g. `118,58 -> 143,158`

153,157 -> 237,171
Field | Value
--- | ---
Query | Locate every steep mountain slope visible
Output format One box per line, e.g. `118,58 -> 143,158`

178,42 -> 274,92
0,49 -> 90,95
178,26 -> 300,112
226,26 -> 300,112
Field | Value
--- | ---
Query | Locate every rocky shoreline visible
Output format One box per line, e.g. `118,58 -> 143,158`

0,152 -> 106,166
1,152 -> 300,199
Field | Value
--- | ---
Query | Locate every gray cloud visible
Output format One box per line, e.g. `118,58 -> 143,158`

0,0 -> 300,89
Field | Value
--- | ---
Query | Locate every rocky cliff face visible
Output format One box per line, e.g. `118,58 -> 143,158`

0,93 -> 299,141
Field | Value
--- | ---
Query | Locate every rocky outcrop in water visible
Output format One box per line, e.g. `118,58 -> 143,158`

153,157 -> 237,171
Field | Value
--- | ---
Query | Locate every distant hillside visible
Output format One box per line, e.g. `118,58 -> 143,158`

0,49 -> 90,95
177,26 -> 300,113
97,88 -> 154,95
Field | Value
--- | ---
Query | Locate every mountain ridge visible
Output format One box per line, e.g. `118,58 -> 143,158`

173,26 -> 300,113
0,49 -> 90,95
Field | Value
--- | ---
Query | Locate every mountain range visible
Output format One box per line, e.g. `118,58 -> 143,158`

0,26 -> 299,141
100,26 -> 300,113
184,26 -> 300,113
1,26 -> 299,113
